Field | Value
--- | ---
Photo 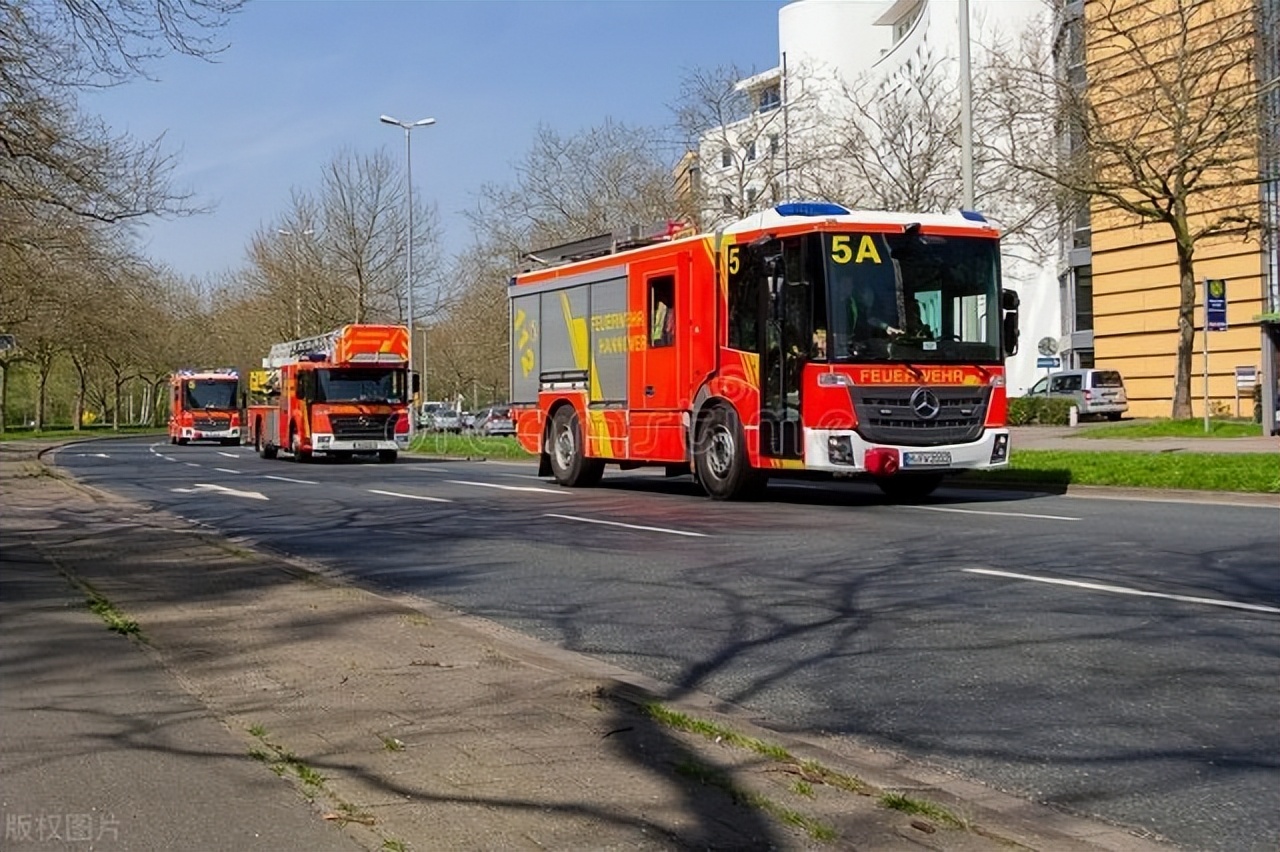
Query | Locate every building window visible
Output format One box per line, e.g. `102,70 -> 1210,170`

746,140 -> 757,161
758,84 -> 781,113
721,148 -> 731,168
747,187 -> 758,204
769,134 -> 779,156
1074,265 -> 1093,331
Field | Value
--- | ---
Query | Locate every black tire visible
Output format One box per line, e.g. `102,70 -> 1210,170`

548,405 -> 604,487
255,420 -> 278,459
694,405 -> 767,500
176,437 -> 189,446
875,473 -> 944,502
377,450 -> 397,464
289,423 -> 311,463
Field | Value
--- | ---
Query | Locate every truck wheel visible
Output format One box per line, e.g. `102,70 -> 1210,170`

289,424 -> 311,463
548,405 -> 604,487
256,420 -> 277,459
695,405 -> 767,500
377,450 -> 397,463
875,473 -> 943,502
177,437 -> 189,446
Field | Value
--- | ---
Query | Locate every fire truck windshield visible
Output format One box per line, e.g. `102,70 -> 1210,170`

824,232 -> 1002,364
183,379 -> 239,410
313,368 -> 405,404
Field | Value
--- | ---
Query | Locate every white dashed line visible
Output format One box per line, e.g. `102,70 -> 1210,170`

543,513 -> 707,537
905,505 -> 1080,521
964,568 -> 1280,614
446,479 -> 565,495
368,489 -> 452,503
263,475 -> 318,485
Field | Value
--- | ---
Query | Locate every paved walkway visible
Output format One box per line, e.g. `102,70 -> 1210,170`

1,439 -> 1181,852
1010,425 -> 1280,455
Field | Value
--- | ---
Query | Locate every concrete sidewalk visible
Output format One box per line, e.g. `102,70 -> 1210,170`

0,440 -> 1174,852
1010,424 -> 1280,455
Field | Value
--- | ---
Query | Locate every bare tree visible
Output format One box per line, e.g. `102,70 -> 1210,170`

674,62 -> 838,226
985,0 -> 1276,417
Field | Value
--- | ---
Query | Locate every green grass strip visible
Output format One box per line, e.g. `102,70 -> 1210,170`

879,791 -> 966,828
967,450 -> 1279,493
675,760 -> 837,841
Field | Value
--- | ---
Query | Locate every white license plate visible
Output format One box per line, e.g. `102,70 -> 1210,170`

353,441 -> 377,450
903,451 -> 951,467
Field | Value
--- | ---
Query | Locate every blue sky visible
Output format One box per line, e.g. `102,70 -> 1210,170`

81,0 -> 789,282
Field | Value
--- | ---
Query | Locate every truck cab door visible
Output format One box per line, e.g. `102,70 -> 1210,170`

758,239 -> 809,460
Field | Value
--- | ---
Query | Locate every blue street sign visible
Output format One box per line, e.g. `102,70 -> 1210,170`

1206,279 -> 1227,331
1036,356 -> 1061,369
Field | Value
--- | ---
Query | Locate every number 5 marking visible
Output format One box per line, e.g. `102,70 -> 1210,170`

830,235 -> 852,264
726,245 -> 740,275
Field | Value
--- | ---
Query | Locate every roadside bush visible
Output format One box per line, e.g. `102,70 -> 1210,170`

1007,396 -> 1075,426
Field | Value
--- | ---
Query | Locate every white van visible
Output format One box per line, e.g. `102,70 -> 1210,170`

1026,369 -> 1129,420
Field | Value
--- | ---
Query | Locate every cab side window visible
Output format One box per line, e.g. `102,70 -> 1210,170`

648,275 -> 675,348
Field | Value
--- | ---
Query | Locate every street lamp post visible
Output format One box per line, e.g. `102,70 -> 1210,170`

380,114 -> 435,440
277,228 -> 313,337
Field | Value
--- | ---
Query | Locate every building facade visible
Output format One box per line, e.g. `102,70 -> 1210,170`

1074,0 -> 1278,425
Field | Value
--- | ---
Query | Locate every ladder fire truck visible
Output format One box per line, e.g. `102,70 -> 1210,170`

246,324 -> 413,463
509,202 -> 1021,501
168,368 -> 242,446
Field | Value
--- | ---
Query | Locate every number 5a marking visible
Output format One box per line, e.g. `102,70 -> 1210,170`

726,245 -> 740,275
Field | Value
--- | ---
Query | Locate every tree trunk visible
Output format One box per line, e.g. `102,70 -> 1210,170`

72,356 -> 87,432
112,378 -> 123,431
1172,239 -> 1196,419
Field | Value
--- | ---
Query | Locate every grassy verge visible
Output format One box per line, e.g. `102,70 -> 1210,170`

0,425 -> 165,441
1076,418 -> 1264,439
409,432 -> 532,459
965,450 -> 1279,493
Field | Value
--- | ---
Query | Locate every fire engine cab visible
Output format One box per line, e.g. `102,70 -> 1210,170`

246,325 -> 413,463
168,369 -> 242,446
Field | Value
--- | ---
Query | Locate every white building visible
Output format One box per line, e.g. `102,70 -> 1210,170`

697,0 -> 1059,394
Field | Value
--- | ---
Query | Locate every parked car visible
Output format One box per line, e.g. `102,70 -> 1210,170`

473,405 -> 515,436
1026,368 -> 1129,420
430,408 -> 463,433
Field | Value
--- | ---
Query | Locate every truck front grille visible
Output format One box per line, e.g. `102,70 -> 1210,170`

193,416 -> 229,431
851,386 -> 989,446
329,414 -> 394,441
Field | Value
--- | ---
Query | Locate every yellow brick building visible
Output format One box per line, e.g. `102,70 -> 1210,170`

1067,0 -> 1279,427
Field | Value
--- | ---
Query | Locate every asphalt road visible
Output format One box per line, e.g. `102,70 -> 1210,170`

54,438 -> 1280,852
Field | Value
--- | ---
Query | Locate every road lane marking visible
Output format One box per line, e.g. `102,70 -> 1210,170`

263,475 -> 318,485
963,568 -> 1280,614
185,463 -> 201,467
543,513 -> 707,537
446,479 -> 565,495
214,467 -> 241,475
218,452 -> 241,458
368,489 -> 452,503
171,483 -> 268,501
906,505 -> 1080,521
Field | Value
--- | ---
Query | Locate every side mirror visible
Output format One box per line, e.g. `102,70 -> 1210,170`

412,373 -> 421,395
1001,288 -> 1020,357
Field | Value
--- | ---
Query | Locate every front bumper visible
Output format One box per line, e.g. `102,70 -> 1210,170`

310,434 -> 406,454
803,427 -> 1010,474
183,427 -> 240,441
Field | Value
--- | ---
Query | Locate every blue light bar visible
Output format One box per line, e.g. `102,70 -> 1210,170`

774,202 -> 850,218
960,210 -> 988,222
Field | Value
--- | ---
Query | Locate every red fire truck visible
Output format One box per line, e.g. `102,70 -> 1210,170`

509,202 -> 1020,500
168,369 -> 242,446
246,324 -> 413,463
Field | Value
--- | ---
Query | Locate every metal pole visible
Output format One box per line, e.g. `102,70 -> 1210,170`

404,125 -> 415,441
959,0 -> 974,208
1203,280 -> 1210,433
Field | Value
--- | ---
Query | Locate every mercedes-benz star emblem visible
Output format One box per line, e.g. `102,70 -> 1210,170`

909,387 -> 941,420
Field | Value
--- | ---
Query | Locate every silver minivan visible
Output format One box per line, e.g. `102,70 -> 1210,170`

1026,369 -> 1129,420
